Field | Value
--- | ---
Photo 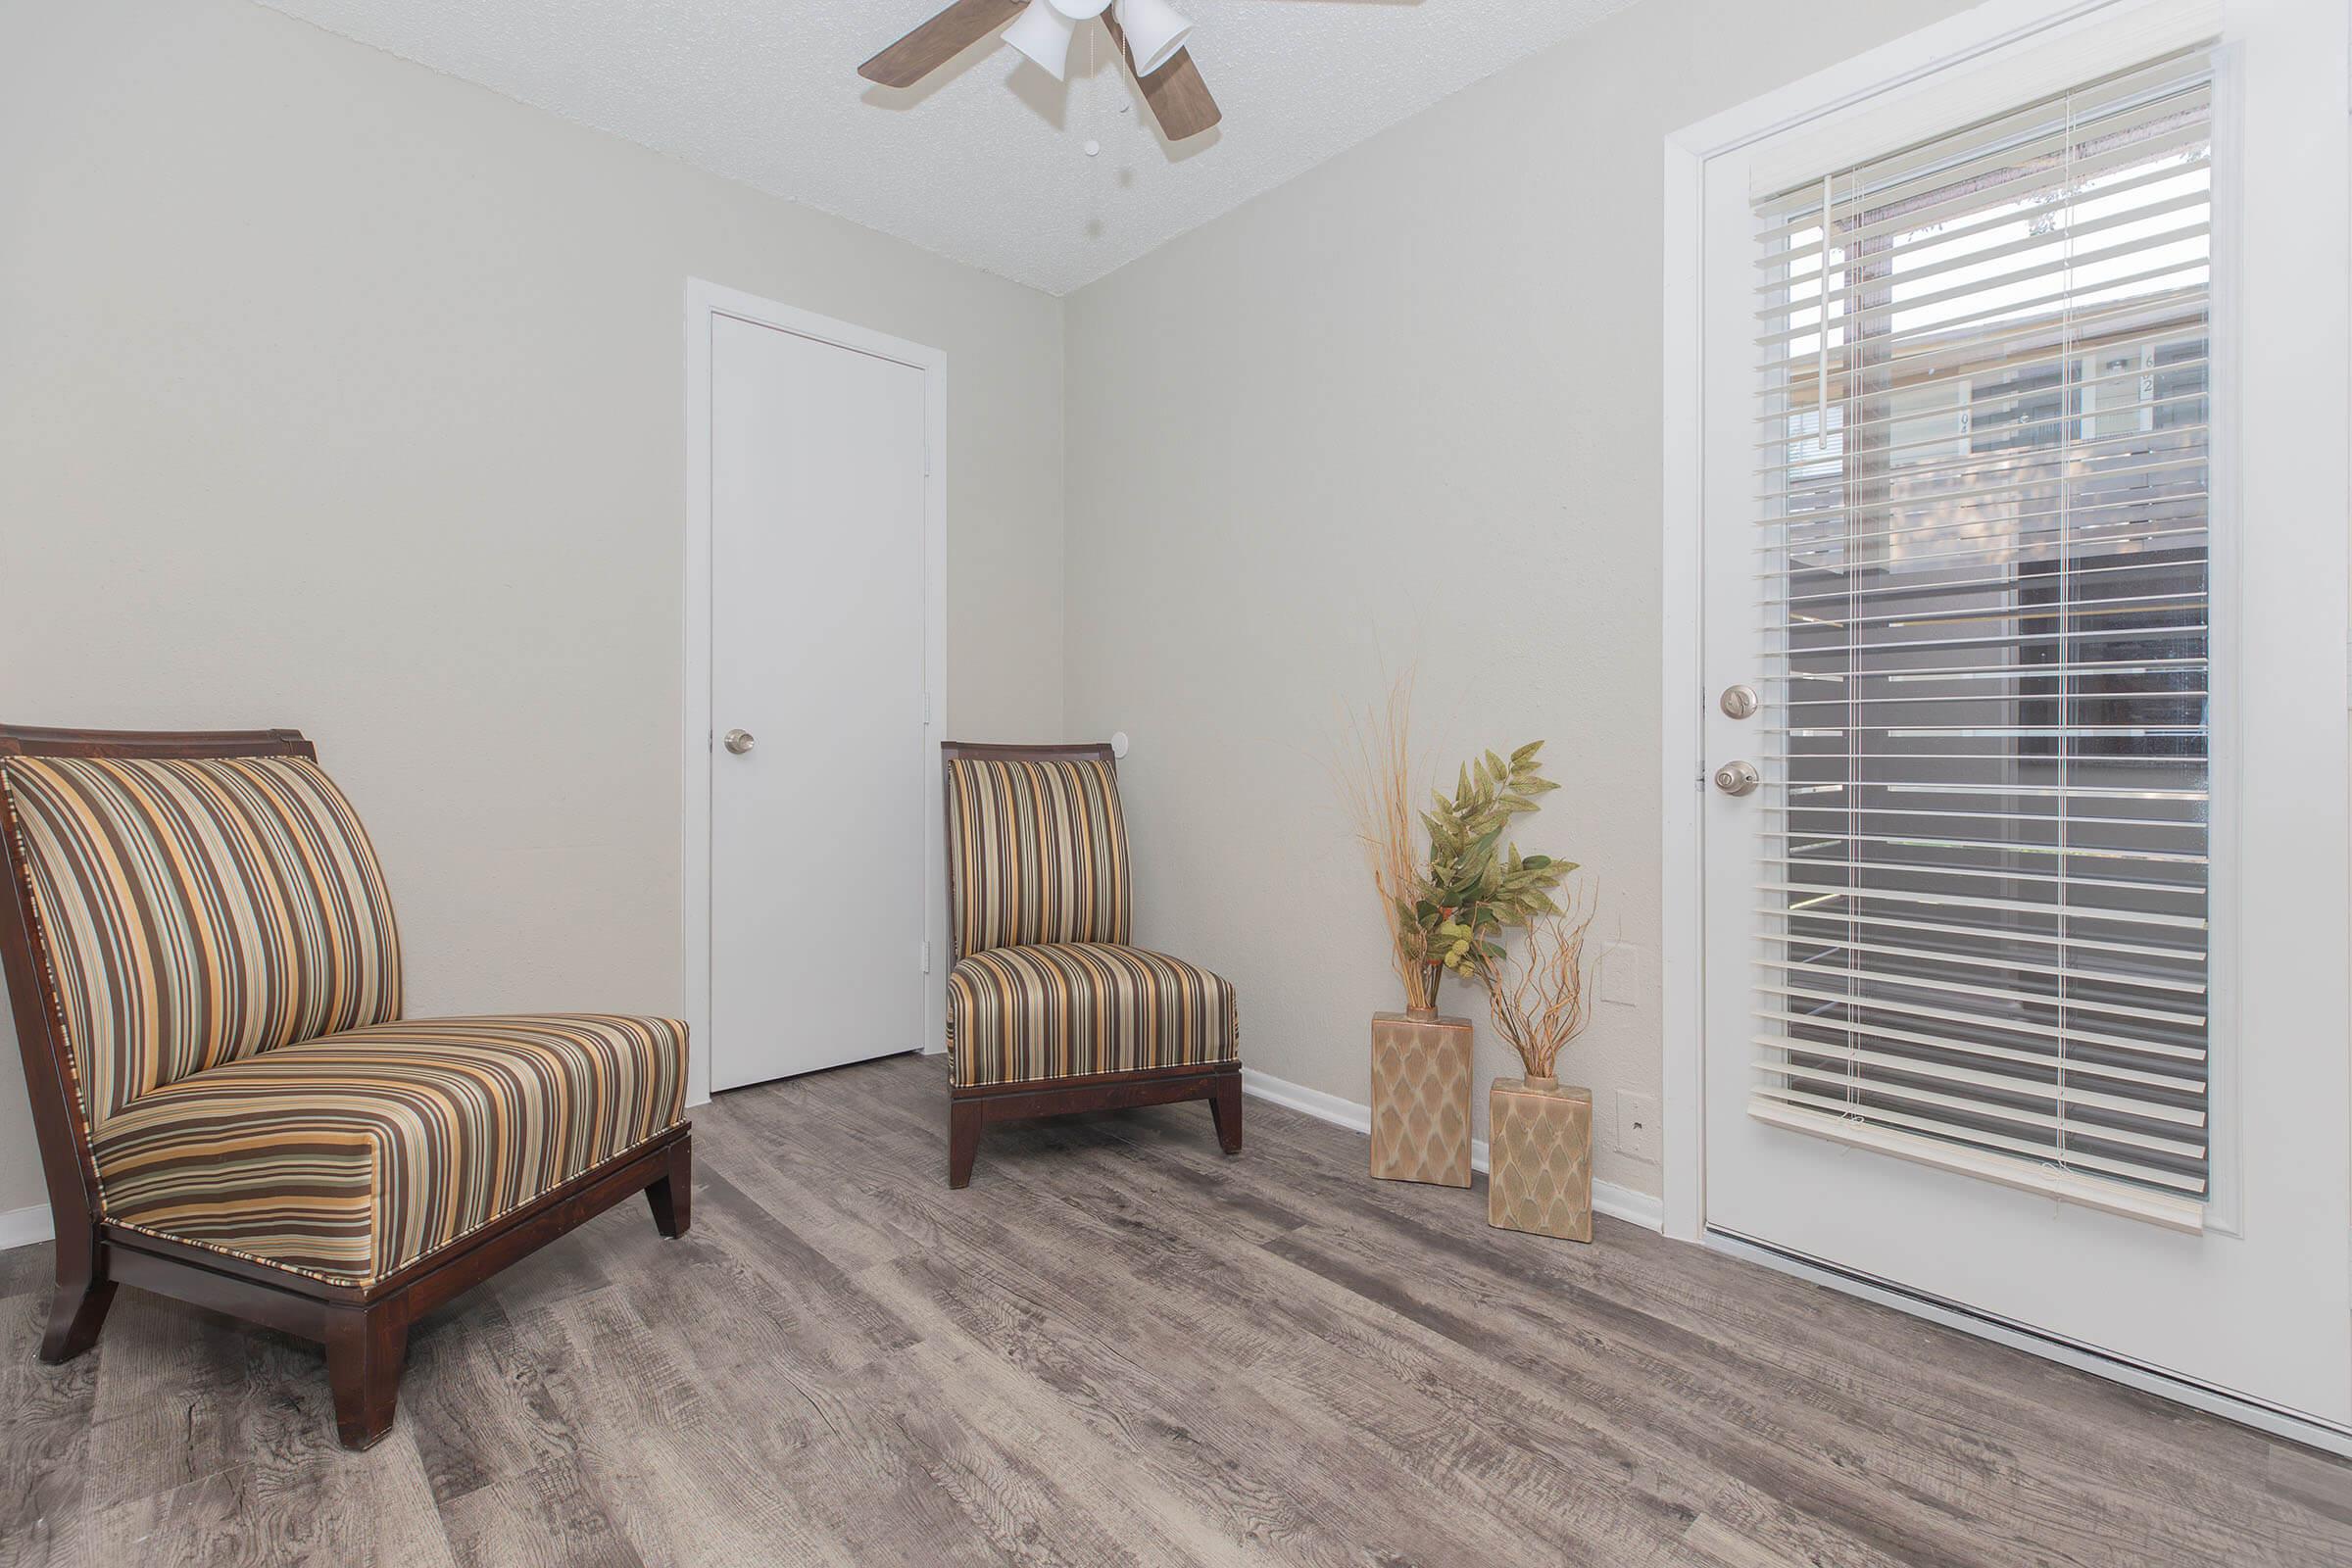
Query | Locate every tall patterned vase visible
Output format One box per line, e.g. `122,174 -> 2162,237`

1487,1076 -> 1593,1242
1369,1008 -> 1473,1188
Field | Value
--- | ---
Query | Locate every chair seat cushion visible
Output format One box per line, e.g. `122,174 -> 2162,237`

947,943 -> 1239,1089
87,1014 -> 689,1286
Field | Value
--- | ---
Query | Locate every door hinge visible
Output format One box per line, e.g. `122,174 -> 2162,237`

921,940 -> 933,974
922,691 -> 933,726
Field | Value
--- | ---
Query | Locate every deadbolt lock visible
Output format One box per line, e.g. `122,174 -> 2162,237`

1719,683 -> 1760,720
1713,760 -> 1761,797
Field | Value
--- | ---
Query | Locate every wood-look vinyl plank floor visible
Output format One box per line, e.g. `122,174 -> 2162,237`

2,1051 -> 2347,1567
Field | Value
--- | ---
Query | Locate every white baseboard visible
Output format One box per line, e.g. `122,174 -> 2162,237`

1241,1067 -> 1372,1135
0,1203 -> 54,1251
1241,1066 -> 1664,1232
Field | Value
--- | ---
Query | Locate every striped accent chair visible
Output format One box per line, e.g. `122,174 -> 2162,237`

0,727 -> 692,1450
941,741 -> 1240,1187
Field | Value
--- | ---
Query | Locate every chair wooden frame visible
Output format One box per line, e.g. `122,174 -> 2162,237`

939,740 -> 1240,1188
0,724 -> 692,1449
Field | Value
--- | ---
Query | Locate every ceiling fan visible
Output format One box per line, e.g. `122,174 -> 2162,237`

859,0 -> 1222,142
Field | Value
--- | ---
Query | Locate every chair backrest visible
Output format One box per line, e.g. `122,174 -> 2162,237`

941,742 -> 1132,960
0,729 -> 403,1136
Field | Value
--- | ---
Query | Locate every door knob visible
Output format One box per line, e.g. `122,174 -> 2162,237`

1713,760 -> 1760,797
722,729 -> 756,756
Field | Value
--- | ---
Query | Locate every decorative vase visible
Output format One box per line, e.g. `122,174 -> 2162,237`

1369,1007 -> 1473,1188
1487,1075 -> 1592,1242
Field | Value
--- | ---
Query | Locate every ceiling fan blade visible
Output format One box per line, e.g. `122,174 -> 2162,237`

1102,14 -> 1222,141
859,0 -> 1026,88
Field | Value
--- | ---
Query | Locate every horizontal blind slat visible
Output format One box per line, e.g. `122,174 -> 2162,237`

1751,356 -> 2210,447
1763,831 -> 2207,868
1757,981 -> 2205,1054
1751,1039 -> 2207,1119
1751,906 -> 2209,967
1754,930 -> 2207,994
1754,1060 -> 2207,1158
1754,229 -> 2210,350
1759,130 -> 2213,267
1756,1004 -> 2207,1065
1759,855 -> 2205,900
1755,879 -> 2204,928
1754,189 -> 2214,323
1753,958 -> 2207,1027
1760,284 -> 2208,382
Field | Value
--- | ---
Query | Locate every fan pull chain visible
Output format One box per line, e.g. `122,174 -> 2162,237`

1085,22 -> 1102,159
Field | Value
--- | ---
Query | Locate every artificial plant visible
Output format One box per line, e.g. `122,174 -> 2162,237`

1415,742 -> 1574,1004
1340,673 -> 1577,1009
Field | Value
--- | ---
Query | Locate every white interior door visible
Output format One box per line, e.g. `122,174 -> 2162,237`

709,312 -> 930,1091
1696,0 -> 2348,1425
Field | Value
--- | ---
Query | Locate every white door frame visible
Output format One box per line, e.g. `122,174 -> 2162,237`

682,279 -> 949,1106
1659,0 -> 2352,1450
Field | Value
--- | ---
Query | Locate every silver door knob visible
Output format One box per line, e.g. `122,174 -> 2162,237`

1713,760 -> 1760,797
1719,683 -> 1760,719
722,729 -> 756,756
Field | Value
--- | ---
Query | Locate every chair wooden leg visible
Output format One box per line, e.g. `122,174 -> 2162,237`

324,1300 -> 409,1450
1209,1072 -> 1243,1155
39,1227 -> 115,1364
645,1134 -> 693,1239
948,1098 -> 983,1190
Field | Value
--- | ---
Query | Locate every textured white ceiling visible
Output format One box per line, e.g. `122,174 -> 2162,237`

255,0 -> 1641,294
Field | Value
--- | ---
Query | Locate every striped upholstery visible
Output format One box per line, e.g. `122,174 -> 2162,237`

947,945 -> 1237,1088
89,1014 -> 688,1285
946,757 -> 1131,959
2,748 -> 689,1287
0,755 -> 403,1129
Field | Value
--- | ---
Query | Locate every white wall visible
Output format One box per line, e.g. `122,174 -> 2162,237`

1062,0 -> 1979,1201
0,0 -> 1066,1217
0,0 -> 2017,1227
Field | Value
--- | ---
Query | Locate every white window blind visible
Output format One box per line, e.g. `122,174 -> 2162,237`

1747,47 -> 2216,1228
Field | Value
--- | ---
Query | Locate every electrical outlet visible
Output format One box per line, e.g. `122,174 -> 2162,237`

1616,1091 -> 1660,1163
1600,941 -> 1641,1006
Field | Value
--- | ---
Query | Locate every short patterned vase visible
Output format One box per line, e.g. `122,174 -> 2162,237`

1487,1076 -> 1593,1243
1369,1007 -> 1473,1188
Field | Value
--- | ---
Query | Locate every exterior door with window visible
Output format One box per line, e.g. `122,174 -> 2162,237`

1697,5 -> 2349,1425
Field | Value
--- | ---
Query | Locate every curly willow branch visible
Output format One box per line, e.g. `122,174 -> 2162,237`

1481,878 -> 1598,1081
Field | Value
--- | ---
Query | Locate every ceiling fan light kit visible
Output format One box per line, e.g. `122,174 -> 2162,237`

859,0 -> 1221,142
1003,0 -> 1081,80
1111,0 -> 1192,75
